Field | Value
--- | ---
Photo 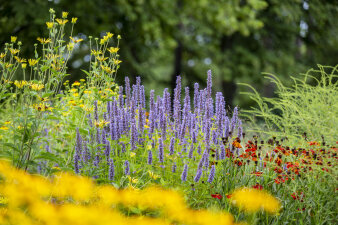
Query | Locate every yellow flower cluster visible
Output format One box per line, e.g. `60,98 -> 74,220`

0,160 -> 237,225
230,188 -> 281,214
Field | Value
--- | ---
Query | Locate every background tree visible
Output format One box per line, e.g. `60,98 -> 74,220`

0,0 -> 337,108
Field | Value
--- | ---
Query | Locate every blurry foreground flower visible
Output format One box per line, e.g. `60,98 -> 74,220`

230,187 -> 281,214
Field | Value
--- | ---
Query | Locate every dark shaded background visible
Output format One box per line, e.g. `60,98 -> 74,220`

1,0 -> 337,108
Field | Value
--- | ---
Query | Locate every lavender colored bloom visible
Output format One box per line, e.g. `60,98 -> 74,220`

197,156 -> 204,169
188,143 -> 194,158
203,149 -> 209,169
158,138 -> 164,163
74,152 -> 80,174
140,85 -> 146,108
149,90 -> 155,112
138,104 -> 144,133
94,153 -> 100,167
109,159 -> 115,181
118,86 -> 124,107
183,87 -> 190,118
207,165 -> 215,183
181,164 -> 188,182
125,77 -> 131,107
207,70 -> 212,99
193,83 -> 199,112
237,119 -> 243,139
147,150 -> 153,165
230,106 -> 238,134
130,120 -> 137,150
192,130 -> 197,143
124,160 -> 130,175
212,130 -> 218,145
220,144 -> 226,160
169,137 -> 175,155
194,168 -> 203,183
197,144 -> 202,155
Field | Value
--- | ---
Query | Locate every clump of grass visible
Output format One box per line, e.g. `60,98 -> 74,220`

240,65 -> 338,145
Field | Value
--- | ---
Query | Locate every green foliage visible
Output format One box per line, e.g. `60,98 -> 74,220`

241,65 -> 338,144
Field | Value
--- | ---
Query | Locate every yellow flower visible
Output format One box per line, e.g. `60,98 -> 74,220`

21,63 -> 27,69
30,83 -> 44,91
96,56 -> 108,62
70,36 -> 83,43
67,42 -> 74,51
117,35 -> 121,39
46,22 -> 54,29
0,53 -> 6,59
230,187 -> 281,214
62,11 -> 69,18
148,171 -> 160,180
37,37 -> 51,44
108,47 -> 119,54
15,56 -> 27,63
33,103 -> 52,112
71,17 -> 78,24
28,59 -> 39,67
9,48 -> 20,55
5,63 -> 13,68
14,80 -> 28,88
128,176 -> 138,184
106,32 -> 113,38
4,121 -> 11,125
72,81 -> 81,86
56,18 -> 68,25
84,90 -> 92,94
0,126 -> 8,130
113,59 -> 122,64
130,152 -> 136,157
91,50 -> 102,56
101,65 -> 114,73
10,36 -> 17,43
94,120 -> 109,128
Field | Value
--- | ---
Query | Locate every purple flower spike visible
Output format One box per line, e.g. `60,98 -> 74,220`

220,144 -> 226,160
169,137 -> 175,155
194,168 -> 202,183
124,160 -> 130,175
207,70 -> 212,99
207,165 -> 215,183
158,138 -> 164,163
188,143 -> 194,159
109,159 -> 115,181
181,164 -> 188,182
147,150 -> 153,165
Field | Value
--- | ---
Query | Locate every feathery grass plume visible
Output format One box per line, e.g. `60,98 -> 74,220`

240,65 -> 338,144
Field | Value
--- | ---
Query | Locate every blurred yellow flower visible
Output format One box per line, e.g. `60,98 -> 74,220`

14,56 -> 27,63
21,63 -> 27,69
46,22 -> 54,29
14,80 -> 28,88
37,37 -> 51,44
108,47 -> 119,54
10,36 -> 17,43
71,17 -> 78,24
9,48 -> 20,55
28,59 -> 39,67
56,18 -> 68,25
0,126 -> 9,130
230,187 -> 281,214
62,11 -> 69,18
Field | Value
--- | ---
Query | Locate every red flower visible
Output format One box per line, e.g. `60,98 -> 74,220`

211,193 -> 223,200
251,171 -> 263,176
252,183 -> 263,190
226,194 -> 232,199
